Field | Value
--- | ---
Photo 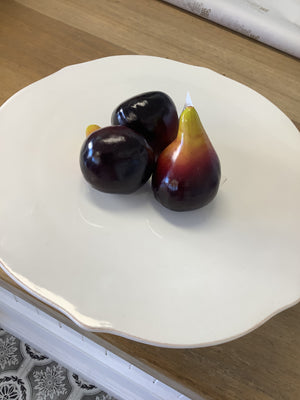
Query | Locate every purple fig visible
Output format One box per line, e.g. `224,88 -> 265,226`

80,126 -> 154,194
111,91 -> 178,158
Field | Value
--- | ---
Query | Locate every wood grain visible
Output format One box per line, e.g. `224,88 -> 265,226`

7,0 -> 300,126
0,1 -> 299,399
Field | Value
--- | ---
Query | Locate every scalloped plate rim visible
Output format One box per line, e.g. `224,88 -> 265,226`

0,55 -> 299,348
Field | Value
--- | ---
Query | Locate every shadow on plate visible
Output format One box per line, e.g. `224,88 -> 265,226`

81,178 -> 225,230
149,190 -> 222,229
82,180 -> 153,213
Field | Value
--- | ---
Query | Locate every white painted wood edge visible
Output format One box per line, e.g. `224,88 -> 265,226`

0,283 -> 196,400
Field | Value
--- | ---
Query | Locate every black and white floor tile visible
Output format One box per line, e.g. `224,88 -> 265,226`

0,327 -> 117,400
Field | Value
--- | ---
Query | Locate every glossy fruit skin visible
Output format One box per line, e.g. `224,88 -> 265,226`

152,106 -> 221,211
111,91 -> 178,158
80,126 -> 155,194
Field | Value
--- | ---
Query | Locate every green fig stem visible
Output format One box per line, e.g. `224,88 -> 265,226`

178,105 -> 205,143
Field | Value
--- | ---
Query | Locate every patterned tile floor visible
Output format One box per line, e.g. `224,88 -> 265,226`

0,326 -> 118,400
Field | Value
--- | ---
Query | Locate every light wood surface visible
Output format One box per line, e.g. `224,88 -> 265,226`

1,1 -> 299,399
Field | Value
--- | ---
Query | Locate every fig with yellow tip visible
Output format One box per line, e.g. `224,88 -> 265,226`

152,95 -> 221,211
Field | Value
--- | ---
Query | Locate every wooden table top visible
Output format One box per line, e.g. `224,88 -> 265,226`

1,1 -> 299,399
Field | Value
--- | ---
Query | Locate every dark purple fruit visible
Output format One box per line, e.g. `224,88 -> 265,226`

80,126 -> 154,194
111,91 -> 178,158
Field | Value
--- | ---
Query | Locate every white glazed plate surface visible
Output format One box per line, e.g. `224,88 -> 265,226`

0,56 -> 299,347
